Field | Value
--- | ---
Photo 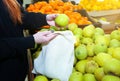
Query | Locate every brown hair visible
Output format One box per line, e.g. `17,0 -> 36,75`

3,0 -> 22,24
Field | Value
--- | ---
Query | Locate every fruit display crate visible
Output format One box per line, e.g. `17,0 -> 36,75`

101,24 -> 120,34
88,9 -> 120,24
87,9 -> 120,34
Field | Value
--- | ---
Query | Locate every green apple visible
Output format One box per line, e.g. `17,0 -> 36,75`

51,78 -> 60,81
86,57 -> 93,61
112,47 -> 120,60
85,60 -> 99,73
32,50 -> 41,59
83,24 -> 95,38
74,31 -> 83,40
86,43 -> 95,56
73,28 -> 82,36
83,73 -> 96,81
107,47 -> 114,55
104,34 -> 111,46
93,53 -> 112,66
104,34 -> 111,41
74,35 -> 81,47
109,39 -> 120,48
40,28 -> 49,31
110,30 -> 120,40
72,67 -> 77,73
75,44 -> 88,60
75,60 -> 88,73
81,37 -> 93,45
68,23 -> 78,32
34,75 -> 48,81
102,75 -> 120,81
94,27 -> 105,35
49,26 -> 59,31
94,67 -> 105,81
94,43 -> 107,55
55,14 -> 69,27
94,35 -> 108,46
92,33 -> 102,41
73,56 -> 77,65
69,71 -> 83,81
103,58 -> 120,76
59,27 -> 67,31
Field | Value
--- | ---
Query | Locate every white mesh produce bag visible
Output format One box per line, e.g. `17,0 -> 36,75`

32,30 -> 75,81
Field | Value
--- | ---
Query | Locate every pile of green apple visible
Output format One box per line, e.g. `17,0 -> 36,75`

33,23 -> 120,81
68,23 -> 120,81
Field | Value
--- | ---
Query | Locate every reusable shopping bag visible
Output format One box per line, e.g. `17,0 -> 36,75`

32,30 -> 75,81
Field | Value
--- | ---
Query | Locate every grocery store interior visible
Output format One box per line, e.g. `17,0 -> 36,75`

22,0 -> 120,81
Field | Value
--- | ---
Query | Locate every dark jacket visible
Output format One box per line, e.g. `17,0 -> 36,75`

0,0 -> 48,81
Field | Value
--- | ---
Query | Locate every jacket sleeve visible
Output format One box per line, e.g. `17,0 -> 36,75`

21,10 -> 48,29
17,0 -> 48,29
0,36 -> 35,61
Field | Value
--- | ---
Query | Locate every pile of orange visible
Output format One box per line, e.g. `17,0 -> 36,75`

26,0 -> 91,25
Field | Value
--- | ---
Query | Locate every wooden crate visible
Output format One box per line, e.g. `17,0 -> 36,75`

87,9 -> 120,34
101,24 -> 118,34
88,9 -> 120,24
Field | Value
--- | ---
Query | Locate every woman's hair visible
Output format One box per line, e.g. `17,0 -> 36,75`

3,0 -> 22,24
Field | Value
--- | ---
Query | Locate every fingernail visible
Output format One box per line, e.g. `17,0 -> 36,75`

50,30 -> 54,33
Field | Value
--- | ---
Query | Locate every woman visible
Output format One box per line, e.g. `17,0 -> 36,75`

0,0 -> 58,81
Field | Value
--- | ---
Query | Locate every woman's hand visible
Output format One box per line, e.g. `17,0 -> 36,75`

46,14 -> 58,26
33,31 -> 58,44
